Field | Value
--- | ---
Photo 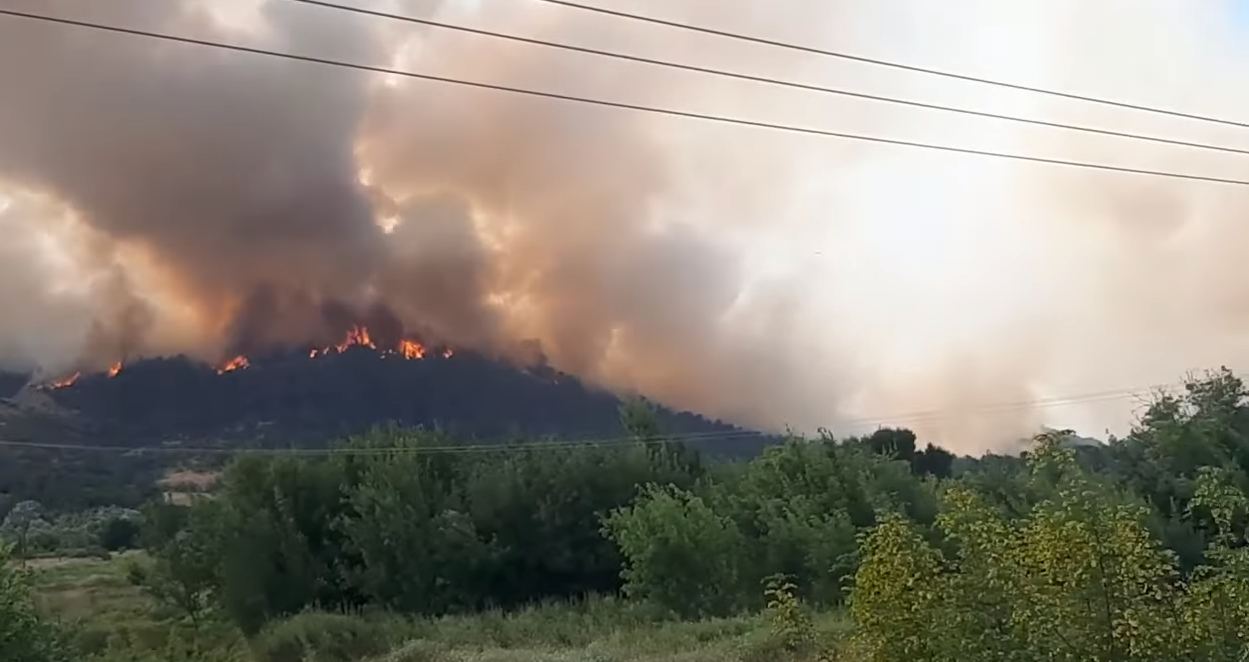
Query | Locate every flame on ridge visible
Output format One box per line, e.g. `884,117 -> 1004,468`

48,372 -> 81,389
309,325 -> 448,362
398,339 -> 425,360
338,325 -> 376,352
40,326 -> 453,388
217,355 -> 250,374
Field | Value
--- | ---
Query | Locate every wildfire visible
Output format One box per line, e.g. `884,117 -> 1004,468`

217,355 -> 250,374
41,329 -> 454,390
308,326 -> 449,363
337,325 -> 376,352
398,339 -> 426,360
49,372 -> 81,389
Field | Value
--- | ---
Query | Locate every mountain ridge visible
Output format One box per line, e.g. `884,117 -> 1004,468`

0,348 -> 770,457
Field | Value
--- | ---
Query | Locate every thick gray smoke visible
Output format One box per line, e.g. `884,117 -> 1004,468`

0,0 -> 850,431
1,0 -> 1248,451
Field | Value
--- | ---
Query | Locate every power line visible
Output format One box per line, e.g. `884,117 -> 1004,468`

0,431 -> 763,456
289,0 -> 1249,160
533,0 -> 1249,132
5,8 -> 1249,187
838,379 -> 1189,430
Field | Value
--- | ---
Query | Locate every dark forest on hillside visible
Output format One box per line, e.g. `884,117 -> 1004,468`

0,349 -> 770,511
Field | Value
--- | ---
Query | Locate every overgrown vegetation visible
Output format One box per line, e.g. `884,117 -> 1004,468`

8,368 -> 1249,661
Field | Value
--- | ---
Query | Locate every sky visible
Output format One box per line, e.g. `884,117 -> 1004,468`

3,0 -> 1249,452
1234,0 -> 1249,25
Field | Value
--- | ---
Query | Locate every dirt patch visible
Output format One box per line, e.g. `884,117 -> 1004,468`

158,469 -> 220,492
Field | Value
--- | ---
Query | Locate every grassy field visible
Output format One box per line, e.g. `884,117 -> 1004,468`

29,552 -> 149,622
27,554 -> 852,662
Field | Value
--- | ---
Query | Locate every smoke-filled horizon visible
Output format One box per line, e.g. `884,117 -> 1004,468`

1,0 -> 1248,452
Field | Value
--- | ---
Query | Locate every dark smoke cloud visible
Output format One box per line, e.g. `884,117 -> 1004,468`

0,0 -> 385,355
11,0 -> 1241,451
0,0 -> 848,431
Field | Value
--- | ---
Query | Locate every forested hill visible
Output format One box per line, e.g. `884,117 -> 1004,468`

0,348 -> 768,456
0,370 -> 25,399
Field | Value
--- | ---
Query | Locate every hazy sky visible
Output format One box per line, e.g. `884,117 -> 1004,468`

2,0 -> 1249,452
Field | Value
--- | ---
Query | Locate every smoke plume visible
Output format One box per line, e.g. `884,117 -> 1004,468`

1,0 -> 1248,451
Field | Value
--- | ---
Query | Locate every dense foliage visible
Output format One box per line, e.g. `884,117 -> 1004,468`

850,368 -> 1249,661
0,504 -> 141,559
10,368 -> 1249,661
127,402 -> 942,637
0,547 -> 71,662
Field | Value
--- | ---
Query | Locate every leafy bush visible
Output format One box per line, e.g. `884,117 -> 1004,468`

851,432 -> 1249,662
253,612 -> 390,662
603,484 -> 746,618
0,547 -> 71,662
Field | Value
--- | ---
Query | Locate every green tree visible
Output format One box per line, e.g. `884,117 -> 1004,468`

604,484 -> 745,617
135,501 -> 222,624
1,501 -> 45,562
99,515 -> 142,551
0,546 -> 70,662
337,434 -> 491,613
1178,466 -> 1249,660
1006,438 -> 1180,662
850,513 -> 952,662
851,432 -> 1187,662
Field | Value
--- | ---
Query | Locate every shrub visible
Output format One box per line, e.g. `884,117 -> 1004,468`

0,546 -> 72,662
253,612 -> 390,662
603,484 -> 746,618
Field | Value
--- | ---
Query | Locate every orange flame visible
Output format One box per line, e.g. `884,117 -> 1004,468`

336,325 -> 376,353
107,362 -> 123,378
307,328 -> 449,362
217,355 -> 250,374
398,339 -> 426,360
49,372 -> 81,389
441,348 -> 454,359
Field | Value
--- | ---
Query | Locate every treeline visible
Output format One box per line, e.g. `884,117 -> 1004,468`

0,447 -> 164,513
853,436 -> 1249,661
0,503 -> 141,559
850,368 -> 1249,661
133,404 -> 954,634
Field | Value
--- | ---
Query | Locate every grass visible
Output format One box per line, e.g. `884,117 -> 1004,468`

27,554 -> 853,662
26,551 -> 233,660
29,552 -> 151,626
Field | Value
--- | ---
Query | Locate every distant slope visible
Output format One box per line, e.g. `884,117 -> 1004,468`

0,349 -> 773,510
0,371 -> 26,399
5,348 -> 770,458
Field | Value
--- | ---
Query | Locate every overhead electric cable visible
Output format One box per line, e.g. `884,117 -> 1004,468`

288,0 -> 1249,159
532,0 -> 1249,131
3,8 -> 1249,187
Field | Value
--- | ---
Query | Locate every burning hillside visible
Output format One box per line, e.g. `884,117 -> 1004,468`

0,0 -> 856,440
39,317 -> 459,389
7,345 -> 769,459
16,0 -> 1242,452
